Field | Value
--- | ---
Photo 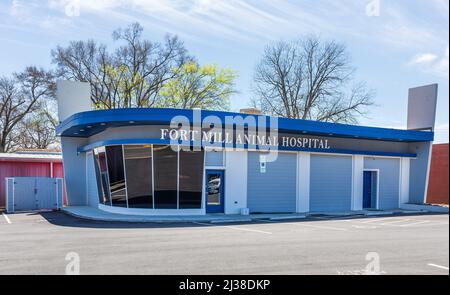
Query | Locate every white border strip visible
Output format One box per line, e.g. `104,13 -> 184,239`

427,263 -> 449,271
2,212 -> 11,224
423,143 -> 433,203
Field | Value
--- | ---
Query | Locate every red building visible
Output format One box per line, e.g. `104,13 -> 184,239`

0,151 -> 64,209
426,143 -> 449,205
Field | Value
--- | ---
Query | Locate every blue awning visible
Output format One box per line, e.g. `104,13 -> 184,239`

56,108 -> 434,142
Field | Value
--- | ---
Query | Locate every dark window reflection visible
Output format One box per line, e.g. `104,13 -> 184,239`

106,145 -> 127,207
179,149 -> 204,209
153,145 -> 178,209
123,145 -> 153,208
93,147 -> 111,205
207,173 -> 222,205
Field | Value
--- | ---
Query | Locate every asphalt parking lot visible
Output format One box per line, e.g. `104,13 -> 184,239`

0,211 -> 448,275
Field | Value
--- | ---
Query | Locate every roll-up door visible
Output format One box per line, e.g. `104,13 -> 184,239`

310,154 -> 352,212
247,152 -> 297,213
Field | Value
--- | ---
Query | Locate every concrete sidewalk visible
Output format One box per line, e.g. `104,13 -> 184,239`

61,206 -> 441,223
62,206 -> 307,223
400,203 -> 449,213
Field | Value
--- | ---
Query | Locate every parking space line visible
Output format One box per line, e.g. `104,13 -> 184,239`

192,222 -> 272,235
293,223 -> 348,231
2,213 -> 12,224
358,217 -> 402,224
427,263 -> 449,271
259,219 -> 347,231
414,222 -> 449,227
225,226 -> 272,234
399,220 -> 430,227
379,219 -> 412,225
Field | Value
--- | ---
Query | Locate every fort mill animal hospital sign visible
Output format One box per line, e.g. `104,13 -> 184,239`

159,111 -> 331,154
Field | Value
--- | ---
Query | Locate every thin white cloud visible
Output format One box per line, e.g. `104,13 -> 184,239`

377,1 -> 447,51
9,0 -> 30,19
409,46 -> 449,78
410,53 -> 439,65
3,0 -> 446,52
4,0 -> 450,80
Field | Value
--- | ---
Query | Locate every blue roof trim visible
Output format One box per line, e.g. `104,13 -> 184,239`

57,108 -> 434,142
78,138 -> 417,158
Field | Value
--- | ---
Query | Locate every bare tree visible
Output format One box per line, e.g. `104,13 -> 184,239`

252,37 -> 374,123
0,67 -> 56,152
52,22 -> 191,109
16,108 -> 59,150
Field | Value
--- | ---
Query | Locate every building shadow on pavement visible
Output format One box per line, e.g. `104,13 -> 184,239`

34,210 -> 446,230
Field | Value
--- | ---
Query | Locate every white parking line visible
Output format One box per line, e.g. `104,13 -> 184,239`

380,219 -> 412,225
358,217 -> 402,224
399,220 -> 430,227
351,224 -> 377,229
414,222 -> 449,227
192,222 -> 272,234
2,213 -> 12,224
294,223 -> 348,231
260,219 -> 347,231
427,263 -> 449,271
226,226 -> 273,235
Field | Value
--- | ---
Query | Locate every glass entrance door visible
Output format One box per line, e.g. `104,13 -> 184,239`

206,170 -> 225,213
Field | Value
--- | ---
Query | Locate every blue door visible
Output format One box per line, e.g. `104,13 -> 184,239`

205,170 -> 225,213
363,171 -> 372,209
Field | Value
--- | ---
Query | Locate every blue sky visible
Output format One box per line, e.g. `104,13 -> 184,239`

0,0 -> 448,142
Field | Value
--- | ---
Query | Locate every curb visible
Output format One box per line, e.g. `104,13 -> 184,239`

269,215 -> 306,221
210,219 -> 253,224
62,207 -> 444,224
63,209 -> 254,224
364,211 -> 395,216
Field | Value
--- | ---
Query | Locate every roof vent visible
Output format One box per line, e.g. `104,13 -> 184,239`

239,108 -> 262,115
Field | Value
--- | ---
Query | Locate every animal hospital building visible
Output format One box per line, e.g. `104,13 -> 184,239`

55,81 -> 438,216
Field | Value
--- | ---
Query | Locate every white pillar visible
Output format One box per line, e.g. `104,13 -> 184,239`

56,80 -> 91,123
297,152 -> 310,213
224,150 -> 248,214
352,155 -> 364,211
399,157 -> 410,206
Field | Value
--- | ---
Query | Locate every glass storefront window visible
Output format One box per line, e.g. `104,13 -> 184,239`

93,147 -> 111,205
106,145 -> 127,207
179,149 -> 204,209
123,145 -> 153,208
153,145 -> 178,209
92,144 -> 205,210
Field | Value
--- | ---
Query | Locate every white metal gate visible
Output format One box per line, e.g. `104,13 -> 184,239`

5,177 -> 64,213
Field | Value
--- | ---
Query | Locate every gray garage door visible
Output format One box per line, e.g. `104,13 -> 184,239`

247,152 -> 297,213
5,177 -> 64,213
310,154 -> 352,212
